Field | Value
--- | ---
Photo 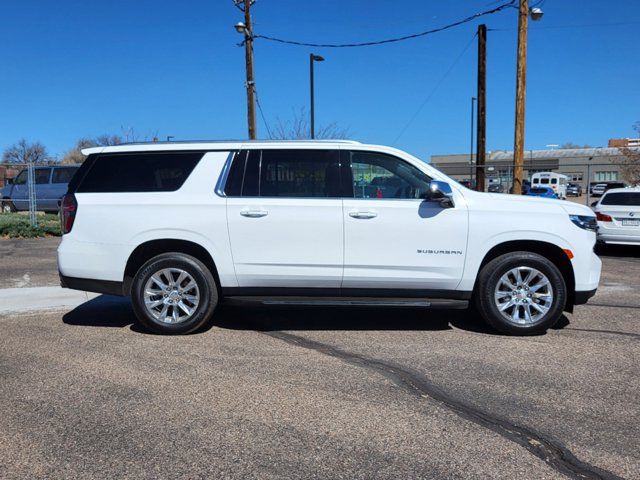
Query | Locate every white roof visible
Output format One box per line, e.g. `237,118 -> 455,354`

81,139 -> 363,156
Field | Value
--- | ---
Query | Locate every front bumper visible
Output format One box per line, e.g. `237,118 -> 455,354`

574,288 -> 597,305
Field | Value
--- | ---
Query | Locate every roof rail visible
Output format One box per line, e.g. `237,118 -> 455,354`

115,139 -> 361,146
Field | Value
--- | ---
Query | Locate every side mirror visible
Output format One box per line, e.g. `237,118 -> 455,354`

425,180 -> 454,208
6,178 -> 13,185
590,201 -> 598,207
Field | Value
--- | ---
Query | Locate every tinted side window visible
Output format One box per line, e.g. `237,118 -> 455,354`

224,151 -> 246,196
76,152 -> 203,193
52,167 -> 78,184
258,150 -> 340,198
35,168 -> 52,184
347,151 -> 431,199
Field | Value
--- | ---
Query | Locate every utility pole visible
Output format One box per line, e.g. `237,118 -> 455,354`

469,97 -> 476,188
512,0 -> 528,194
476,24 -> 487,193
235,1 -> 257,139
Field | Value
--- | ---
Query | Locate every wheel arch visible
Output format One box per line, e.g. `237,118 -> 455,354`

123,239 -> 221,296
475,240 -> 576,312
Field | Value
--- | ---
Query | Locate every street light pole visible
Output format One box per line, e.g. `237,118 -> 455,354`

309,54 -> 324,139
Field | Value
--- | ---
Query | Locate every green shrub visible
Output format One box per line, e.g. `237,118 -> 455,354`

0,213 -> 61,238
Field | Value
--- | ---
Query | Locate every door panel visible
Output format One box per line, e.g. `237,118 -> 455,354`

225,148 -> 344,288
227,198 -> 343,287
342,150 -> 468,291
342,199 -> 467,289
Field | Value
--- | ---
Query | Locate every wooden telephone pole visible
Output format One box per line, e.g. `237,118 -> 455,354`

242,0 -> 257,139
512,0 -> 528,194
476,24 -> 487,192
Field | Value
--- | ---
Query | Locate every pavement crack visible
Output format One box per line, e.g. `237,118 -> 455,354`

263,330 -> 623,480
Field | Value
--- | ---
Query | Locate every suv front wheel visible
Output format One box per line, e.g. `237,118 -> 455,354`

131,253 -> 218,335
475,252 -> 567,335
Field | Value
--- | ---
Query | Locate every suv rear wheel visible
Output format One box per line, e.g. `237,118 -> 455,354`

475,252 -> 566,335
131,253 -> 218,335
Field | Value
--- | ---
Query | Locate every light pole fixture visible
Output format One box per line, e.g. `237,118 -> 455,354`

234,3 -> 257,140
512,0 -> 544,195
309,53 -> 324,139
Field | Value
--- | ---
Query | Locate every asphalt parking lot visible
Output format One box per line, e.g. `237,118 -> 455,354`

0,239 -> 638,479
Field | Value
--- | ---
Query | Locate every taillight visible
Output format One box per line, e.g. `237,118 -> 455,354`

61,194 -> 77,234
596,212 -> 612,222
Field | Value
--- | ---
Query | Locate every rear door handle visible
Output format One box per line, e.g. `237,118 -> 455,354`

349,210 -> 377,219
240,209 -> 268,218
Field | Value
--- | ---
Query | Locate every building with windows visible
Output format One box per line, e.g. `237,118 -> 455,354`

430,147 -> 638,190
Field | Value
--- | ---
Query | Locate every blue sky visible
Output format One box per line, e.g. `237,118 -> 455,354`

1,0 -> 638,161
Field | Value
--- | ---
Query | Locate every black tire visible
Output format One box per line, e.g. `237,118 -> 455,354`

131,252 -> 218,335
1,201 -> 16,213
474,251 -> 566,335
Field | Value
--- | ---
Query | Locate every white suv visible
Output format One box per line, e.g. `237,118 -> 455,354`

58,141 -> 601,335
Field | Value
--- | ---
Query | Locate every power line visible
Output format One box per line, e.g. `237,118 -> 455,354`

393,33 -> 478,144
253,1 -> 516,48
254,88 -> 273,139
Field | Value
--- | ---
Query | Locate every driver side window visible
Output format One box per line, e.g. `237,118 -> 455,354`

348,151 -> 431,199
14,171 -> 27,185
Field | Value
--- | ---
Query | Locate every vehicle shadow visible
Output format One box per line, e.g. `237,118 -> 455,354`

595,243 -> 639,258
62,295 -> 570,336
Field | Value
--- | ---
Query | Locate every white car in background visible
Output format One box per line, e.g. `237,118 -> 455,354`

594,187 -> 640,245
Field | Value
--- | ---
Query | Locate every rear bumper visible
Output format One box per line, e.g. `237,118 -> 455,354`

60,274 -> 124,296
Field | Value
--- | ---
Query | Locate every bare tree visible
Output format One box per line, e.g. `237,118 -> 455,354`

612,122 -> 640,185
61,134 -> 123,164
270,107 -> 350,140
2,139 -> 49,164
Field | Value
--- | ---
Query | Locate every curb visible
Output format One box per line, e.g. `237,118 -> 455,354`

0,286 -> 100,315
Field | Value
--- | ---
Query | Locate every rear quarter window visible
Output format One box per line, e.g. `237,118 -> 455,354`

76,152 -> 203,193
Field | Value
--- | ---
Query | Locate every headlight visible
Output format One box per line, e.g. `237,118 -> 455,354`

569,215 -> 597,232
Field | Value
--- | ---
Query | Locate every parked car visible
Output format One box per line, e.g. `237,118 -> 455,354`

591,181 -> 625,197
459,180 -> 476,190
527,187 -> 559,199
58,140 -> 601,336
566,183 -> 582,197
1,165 -> 79,213
593,187 -> 640,245
488,183 -> 504,193
521,179 -> 531,195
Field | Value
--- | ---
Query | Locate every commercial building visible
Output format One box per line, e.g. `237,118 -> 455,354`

431,147 -> 637,190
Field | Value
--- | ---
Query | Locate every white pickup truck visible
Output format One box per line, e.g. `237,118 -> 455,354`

58,140 -> 601,335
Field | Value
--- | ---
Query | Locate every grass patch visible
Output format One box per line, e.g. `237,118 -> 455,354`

0,213 -> 61,238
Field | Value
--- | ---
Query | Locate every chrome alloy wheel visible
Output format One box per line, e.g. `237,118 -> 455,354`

143,268 -> 200,324
493,266 -> 553,325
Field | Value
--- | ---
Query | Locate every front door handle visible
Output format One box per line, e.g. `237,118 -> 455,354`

349,210 -> 377,219
240,209 -> 268,218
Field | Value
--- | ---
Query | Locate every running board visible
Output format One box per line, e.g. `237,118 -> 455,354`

223,296 -> 469,309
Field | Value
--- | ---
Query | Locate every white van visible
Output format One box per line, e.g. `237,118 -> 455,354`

531,172 -> 569,199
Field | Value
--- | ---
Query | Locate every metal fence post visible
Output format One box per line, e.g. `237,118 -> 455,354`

27,162 -> 38,228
